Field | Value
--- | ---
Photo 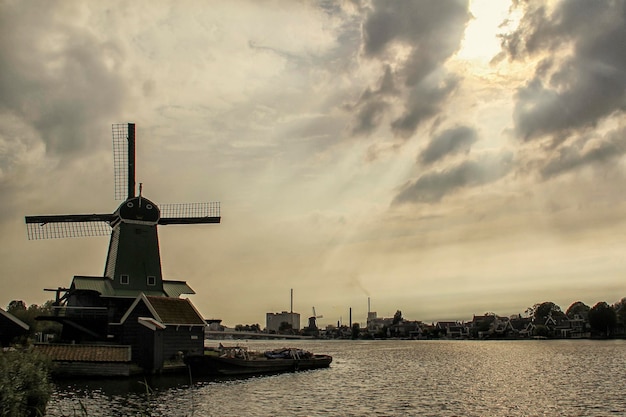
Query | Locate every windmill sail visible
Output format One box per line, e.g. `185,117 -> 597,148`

159,202 -> 221,224
112,123 -> 135,200
25,214 -> 115,240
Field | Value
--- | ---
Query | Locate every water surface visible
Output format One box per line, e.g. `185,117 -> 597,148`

46,339 -> 626,416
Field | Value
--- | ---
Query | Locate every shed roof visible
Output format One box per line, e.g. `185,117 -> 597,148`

120,294 -> 206,326
35,344 -> 131,362
146,296 -> 205,325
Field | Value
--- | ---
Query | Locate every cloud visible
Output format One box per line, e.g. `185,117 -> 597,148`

0,2 -> 127,159
350,0 -> 470,140
390,71 -> 460,139
419,126 -> 478,165
362,0 -> 469,67
393,151 -> 513,205
501,0 -> 626,141
540,126 -> 626,179
349,66 -> 396,136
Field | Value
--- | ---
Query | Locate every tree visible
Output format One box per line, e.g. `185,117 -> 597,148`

351,323 -> 360,340
528,302 -> 562,324
565,301 -> 590,319
278,321 -> 293,333
612,298 -> 626,330
5,300 -> 61,342
588,302 -> 617,338
392,310 -> 403,325
7,300 -> 27,314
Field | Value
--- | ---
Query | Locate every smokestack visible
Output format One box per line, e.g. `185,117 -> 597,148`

349,307 -> 352,327
368,297 -> 370,314
290,288 -> 293,313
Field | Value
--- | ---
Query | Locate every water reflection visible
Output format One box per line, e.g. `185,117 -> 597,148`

46,340 -> 626,416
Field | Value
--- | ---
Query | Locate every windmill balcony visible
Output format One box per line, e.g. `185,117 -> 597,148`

52,306 -> 109,320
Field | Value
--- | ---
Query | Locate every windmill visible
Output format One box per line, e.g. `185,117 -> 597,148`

25,123 -> 220,327
307,307 -> 323,331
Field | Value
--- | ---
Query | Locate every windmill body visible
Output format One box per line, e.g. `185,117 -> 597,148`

25,123 -> 220,343
104,196 -> 164,294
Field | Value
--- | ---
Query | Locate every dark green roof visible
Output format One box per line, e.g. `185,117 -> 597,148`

163,281 -> 195,297
71,276 -> 194,298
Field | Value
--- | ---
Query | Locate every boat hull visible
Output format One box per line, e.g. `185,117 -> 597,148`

185,354 -> 332,376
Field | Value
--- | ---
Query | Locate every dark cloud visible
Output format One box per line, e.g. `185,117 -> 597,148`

0,2 -> 127,157
540,126 -> 626,179
393,152 -> 512,205
351,0 -> 470,139
362,0 -> 469,66
419,125 -> 478,165
391,73 -> 460,139
350,66 -> 395,136
501,0 -> 626,141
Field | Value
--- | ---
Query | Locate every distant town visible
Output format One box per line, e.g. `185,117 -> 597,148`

4,297 -> 625,347
206,296 -> 626,341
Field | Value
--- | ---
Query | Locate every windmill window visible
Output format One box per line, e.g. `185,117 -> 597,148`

120,275 -> 130,285
147,276 -> 156,286
127,202 -> 134,208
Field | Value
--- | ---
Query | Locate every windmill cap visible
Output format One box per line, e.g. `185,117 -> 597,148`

116,196 -> 160,224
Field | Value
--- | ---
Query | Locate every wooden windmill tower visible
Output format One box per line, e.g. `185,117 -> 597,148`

25,123 -> 220,341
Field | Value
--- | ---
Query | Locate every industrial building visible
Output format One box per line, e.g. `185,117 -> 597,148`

266,311 -> 300,333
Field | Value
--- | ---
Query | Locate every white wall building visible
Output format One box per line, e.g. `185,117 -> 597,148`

266,311 -> 300,332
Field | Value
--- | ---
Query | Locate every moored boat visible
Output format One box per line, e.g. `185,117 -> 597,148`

184,345 -> 332,376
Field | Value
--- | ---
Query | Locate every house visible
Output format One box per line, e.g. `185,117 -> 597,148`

491,316 -> 514,337
115,294 -> 207,373
0,308 -> 29,346
467,314 -> 516,338
366,312 -> 393,334
567,314 -> 589,338
41,275 -> 196,343
509,316 -> 533,337
391,320 -> 423,338
544,313 -> 572,338
436,321 -> 465,339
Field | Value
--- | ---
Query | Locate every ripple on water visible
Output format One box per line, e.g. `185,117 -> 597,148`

46,339 -> 626,416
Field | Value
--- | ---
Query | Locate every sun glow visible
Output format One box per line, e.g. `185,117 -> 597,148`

457,0 -> 513,62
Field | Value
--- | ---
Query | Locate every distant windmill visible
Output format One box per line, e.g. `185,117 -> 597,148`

308,307 -> 323,330
25,123 -> 220,302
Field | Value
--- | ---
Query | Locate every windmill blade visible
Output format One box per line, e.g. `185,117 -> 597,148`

158,202 -> 221,225
25,214 -> 115,240
112,123 -> 135,201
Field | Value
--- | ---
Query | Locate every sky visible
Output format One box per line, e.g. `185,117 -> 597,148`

1,0 -> 626,328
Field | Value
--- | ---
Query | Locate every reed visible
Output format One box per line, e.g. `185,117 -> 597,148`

0,348 -> 52,417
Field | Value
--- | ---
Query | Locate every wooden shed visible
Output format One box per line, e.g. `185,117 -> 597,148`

117,294 -> 206,373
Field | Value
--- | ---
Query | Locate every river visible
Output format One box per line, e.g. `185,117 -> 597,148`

45,339 -> 626,416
